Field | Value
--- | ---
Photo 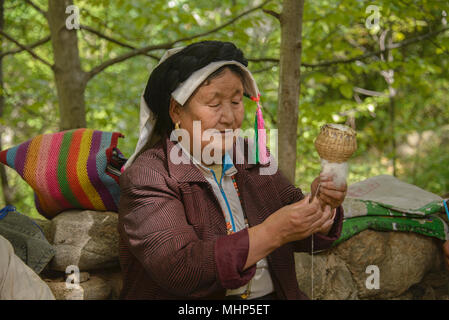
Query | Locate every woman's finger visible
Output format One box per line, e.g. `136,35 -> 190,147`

310,211 -> 331,231
302,208 -> 324,225
309,217 -> 325,232
320,181 -> 347,192
319,218 -> 333,232
317,206 -> 331,224
330,208 -> 337,220
323,205 -> 333,220
320,187 -> 345,202
295,196 -> 320,215
323,206 -> 333,224
319,192 -> 342,207
319,208 -> 333,230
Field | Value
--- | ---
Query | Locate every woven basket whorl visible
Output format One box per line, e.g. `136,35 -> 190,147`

314,124 -> 357,162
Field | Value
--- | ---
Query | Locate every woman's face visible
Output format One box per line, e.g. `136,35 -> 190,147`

170,67 -> 245,162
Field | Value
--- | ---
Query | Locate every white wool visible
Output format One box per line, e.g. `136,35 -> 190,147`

327,123 -> 352,132
320,159 -> 348,188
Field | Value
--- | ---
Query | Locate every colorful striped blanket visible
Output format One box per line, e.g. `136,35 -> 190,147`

0,129 -> 124,219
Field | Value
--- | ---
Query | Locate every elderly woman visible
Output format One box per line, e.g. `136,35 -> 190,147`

118,40 -> 347,300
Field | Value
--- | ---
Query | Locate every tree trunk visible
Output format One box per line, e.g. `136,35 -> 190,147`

0,0 -> 13,205
380,30 -> 397,176
389,88 -> 397,176
277,0 -> 305,183
48,0 -> 87,130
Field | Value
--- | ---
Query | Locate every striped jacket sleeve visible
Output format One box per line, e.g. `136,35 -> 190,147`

118,165 -> 255,298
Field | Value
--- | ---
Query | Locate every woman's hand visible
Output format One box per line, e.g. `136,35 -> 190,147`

245,196 -> 335,270
263,195 -> 332,247
316,206 -> 336,235
311,174 -> 347,209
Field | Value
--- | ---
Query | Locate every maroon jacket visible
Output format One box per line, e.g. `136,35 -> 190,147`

118,135 -> 343,300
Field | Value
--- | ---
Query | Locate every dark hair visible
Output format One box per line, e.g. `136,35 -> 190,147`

143,41 -> 248,135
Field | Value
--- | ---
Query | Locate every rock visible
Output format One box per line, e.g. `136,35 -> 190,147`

93,268 -> 123,300
422,285 -> 436,300
295,252 -> 358,300
79,272 -> 90,283
408,268 -> 449,299
331,230 -> 442,299
46,276 -> 112,300
41,271 -> 64,283
50,210 -> 119,272
65,271 -> 90,284
295,230 -> 444,299
391,290 -> 414,300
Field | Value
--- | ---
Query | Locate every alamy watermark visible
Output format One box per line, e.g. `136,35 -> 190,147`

65,265 -> 81,289
65,5 -> 80,30
365,5 -> 381,34
365,265 -> 380,290
169,121 -> 278,175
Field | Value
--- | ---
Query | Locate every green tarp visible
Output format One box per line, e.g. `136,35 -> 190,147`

332,175 -> 449,246
0,205 -> 55,274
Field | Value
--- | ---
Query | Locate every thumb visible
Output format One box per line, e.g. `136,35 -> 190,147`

302,194 -> 311,204
311,195 -> 321,208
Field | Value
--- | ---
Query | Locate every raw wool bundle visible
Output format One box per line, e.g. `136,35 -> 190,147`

314,124 -> 357,188
320,160 -> 348,189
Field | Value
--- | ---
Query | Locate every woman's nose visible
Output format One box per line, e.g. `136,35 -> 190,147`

219,102 -> 235,125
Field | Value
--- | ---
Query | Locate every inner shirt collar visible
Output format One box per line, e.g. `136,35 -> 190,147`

177,140 -> 238,179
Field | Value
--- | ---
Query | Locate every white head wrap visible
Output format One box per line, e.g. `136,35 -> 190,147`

123,46 -> 261,170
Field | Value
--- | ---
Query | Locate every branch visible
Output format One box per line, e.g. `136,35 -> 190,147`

0,35 -> 51,58
248,57 -> 279,63
252,64 -> 277,74
0,31 -> 53,68
302,0 -> 343,23
311,26 -> 449,67
85,42 -> 173,81
389,26 -> 449,50
86,0 -> 272,81
24,0 -> 48,19
174,0 -> 272,43
353,87 -> 386,97
79,7 -> 135,43
262,9 -> 280,21
428,39 -> 449,56
79,25 -> 160,61
248,26 -> 449,68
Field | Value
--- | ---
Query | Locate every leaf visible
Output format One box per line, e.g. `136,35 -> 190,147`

339,84 -> 353,99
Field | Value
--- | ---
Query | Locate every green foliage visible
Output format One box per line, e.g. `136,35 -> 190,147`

1,0 -> 449,219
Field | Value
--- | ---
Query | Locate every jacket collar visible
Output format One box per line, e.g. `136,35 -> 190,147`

163,135 -> 208,184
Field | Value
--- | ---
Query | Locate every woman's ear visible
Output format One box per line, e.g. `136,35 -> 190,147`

169,97 -> 182,124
